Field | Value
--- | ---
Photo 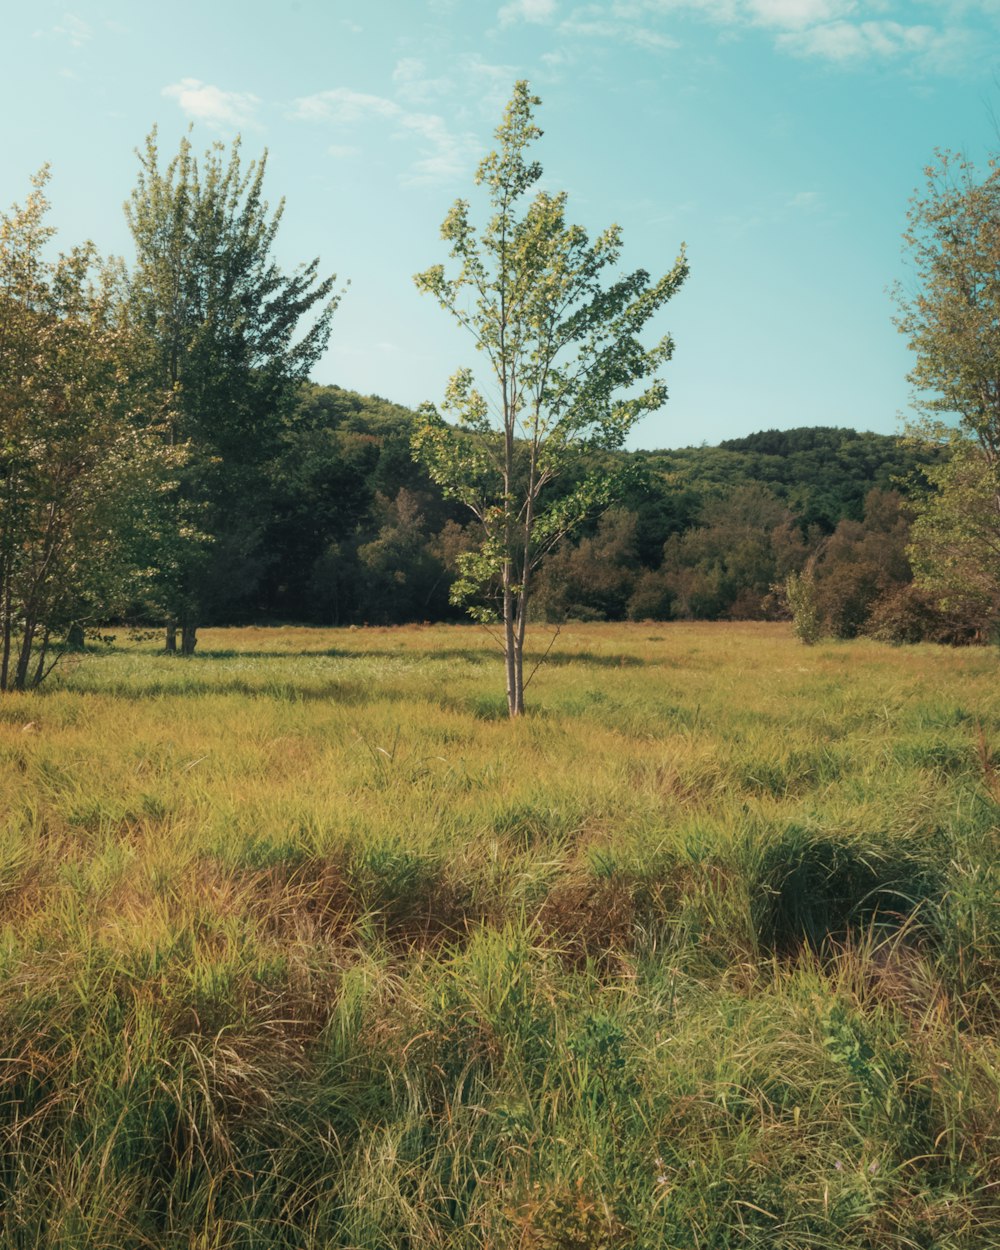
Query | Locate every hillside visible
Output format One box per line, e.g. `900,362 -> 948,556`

234,386 -> 938,632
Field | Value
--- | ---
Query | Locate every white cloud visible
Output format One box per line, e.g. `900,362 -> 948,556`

549,0 -> 990,71
776,18 -> 936,60
391,57 -> 454,104
327,144 -> 360,159
53,13 -> 91,47
499,0 -> 557,23
561,13 -> 679,44
788,189 -> 821,208
291,87 -> 479,187
291,87 -> 398,125
747,0 -> 853,29
162,79 -> 261,130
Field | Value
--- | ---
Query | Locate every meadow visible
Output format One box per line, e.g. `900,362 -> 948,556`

0,621 -> 999,1248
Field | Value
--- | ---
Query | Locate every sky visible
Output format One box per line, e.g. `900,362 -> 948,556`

2,0 -> 998,450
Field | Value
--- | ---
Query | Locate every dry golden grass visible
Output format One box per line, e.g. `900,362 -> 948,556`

0,621 -> 997,1247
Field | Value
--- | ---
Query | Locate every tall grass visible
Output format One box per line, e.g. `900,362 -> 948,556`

0,621 -> 997,1245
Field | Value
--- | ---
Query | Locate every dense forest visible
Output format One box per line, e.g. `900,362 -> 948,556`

207,381 -> 947,639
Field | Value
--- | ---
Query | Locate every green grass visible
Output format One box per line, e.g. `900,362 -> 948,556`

0,620 -> 999,1246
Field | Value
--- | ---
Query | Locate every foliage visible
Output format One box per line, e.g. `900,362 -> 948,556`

811,489 -> 913,639
908,434 -> 1000,638
533,509 -> 640,622
0,170 -> 178,689
864,583 -> 975,645
412,81 -> 688,714
125,130 -> 340,650
893,150 -> 1000,639
784,568 -> 823,644
659,484 -> 807,620
895,150 -> 1000,456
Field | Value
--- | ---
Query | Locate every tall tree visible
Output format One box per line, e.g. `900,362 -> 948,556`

894,149 -> 1000,635
0,170 -> 177,689
125,130 -> 340,652
412,81 -> 688,716
895,150 -> 1000,459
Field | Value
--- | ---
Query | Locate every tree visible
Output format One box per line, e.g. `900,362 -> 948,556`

810,489 -> 912,638
0,170 -> 178,689
895,150 -> 1000,460
533,509 -> 641,622
412,81 -> 688,716
908,435 -> 1000,635
893,149 -> 1000,636
125,130 -> 340,652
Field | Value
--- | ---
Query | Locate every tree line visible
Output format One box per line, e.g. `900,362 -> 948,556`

196,383 -> 946,640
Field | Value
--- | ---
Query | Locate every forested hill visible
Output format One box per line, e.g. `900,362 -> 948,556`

633,425 -> 928,532
243,384 -> 939,629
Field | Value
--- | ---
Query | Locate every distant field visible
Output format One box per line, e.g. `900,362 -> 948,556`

2,622 -> 999,1247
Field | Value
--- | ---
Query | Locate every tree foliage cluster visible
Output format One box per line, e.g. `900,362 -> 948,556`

887,147 -> 1000,643
0,170 -> 180,689
0,130 -> 339,683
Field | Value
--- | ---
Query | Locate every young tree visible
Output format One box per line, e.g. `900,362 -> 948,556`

126,130 -> 340,652
0,171 -> 178,689
412,82 -> 688,716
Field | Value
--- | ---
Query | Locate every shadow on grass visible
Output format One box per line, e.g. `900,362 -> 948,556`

749,825 -> 942,956
138,646 -> 651,668
389,647 -> 650,669
51,677 -> 402,704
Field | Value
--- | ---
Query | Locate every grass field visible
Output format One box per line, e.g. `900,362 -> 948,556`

1,621 -> 999,1247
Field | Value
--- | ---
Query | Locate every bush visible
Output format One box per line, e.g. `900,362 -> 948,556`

865,584 -> 983,645
625,570 -> 675,621
784,570 -> 822,645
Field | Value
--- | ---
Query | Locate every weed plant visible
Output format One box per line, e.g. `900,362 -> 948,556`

0,622 -> 998,1246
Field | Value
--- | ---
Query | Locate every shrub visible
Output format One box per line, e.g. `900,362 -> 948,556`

784,570 -> 823,645
865,584 -> 982,645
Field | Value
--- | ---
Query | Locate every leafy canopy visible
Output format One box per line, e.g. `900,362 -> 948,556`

412,81 -> 688,623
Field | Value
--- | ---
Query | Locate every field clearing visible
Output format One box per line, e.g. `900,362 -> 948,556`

2,621 -> 1000,1247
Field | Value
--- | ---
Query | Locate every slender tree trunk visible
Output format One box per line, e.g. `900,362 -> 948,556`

503,572 -> 524,717
13,620 -> 36,692
164,620 -> 177,652
31,629 -> 49,689
0,479 -> 15,691
0,564 -> 11,692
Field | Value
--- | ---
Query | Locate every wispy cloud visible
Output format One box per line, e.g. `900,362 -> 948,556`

556,0 -> 991,69
53,12 -> 91,47
328,143 -> 361,159
561,11 -> 679,46
498,0 -> 558,24
162,79 -> 261,130
747,0 -> 853,30
788,189 -> 822,208
290,86 -> 479,186
292,87 -> 398,126
776,19 -> 938,60
392,57 -> 453,105
34,12 -> 92,47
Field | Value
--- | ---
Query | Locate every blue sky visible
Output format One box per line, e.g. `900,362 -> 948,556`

2,0 -> 998,448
